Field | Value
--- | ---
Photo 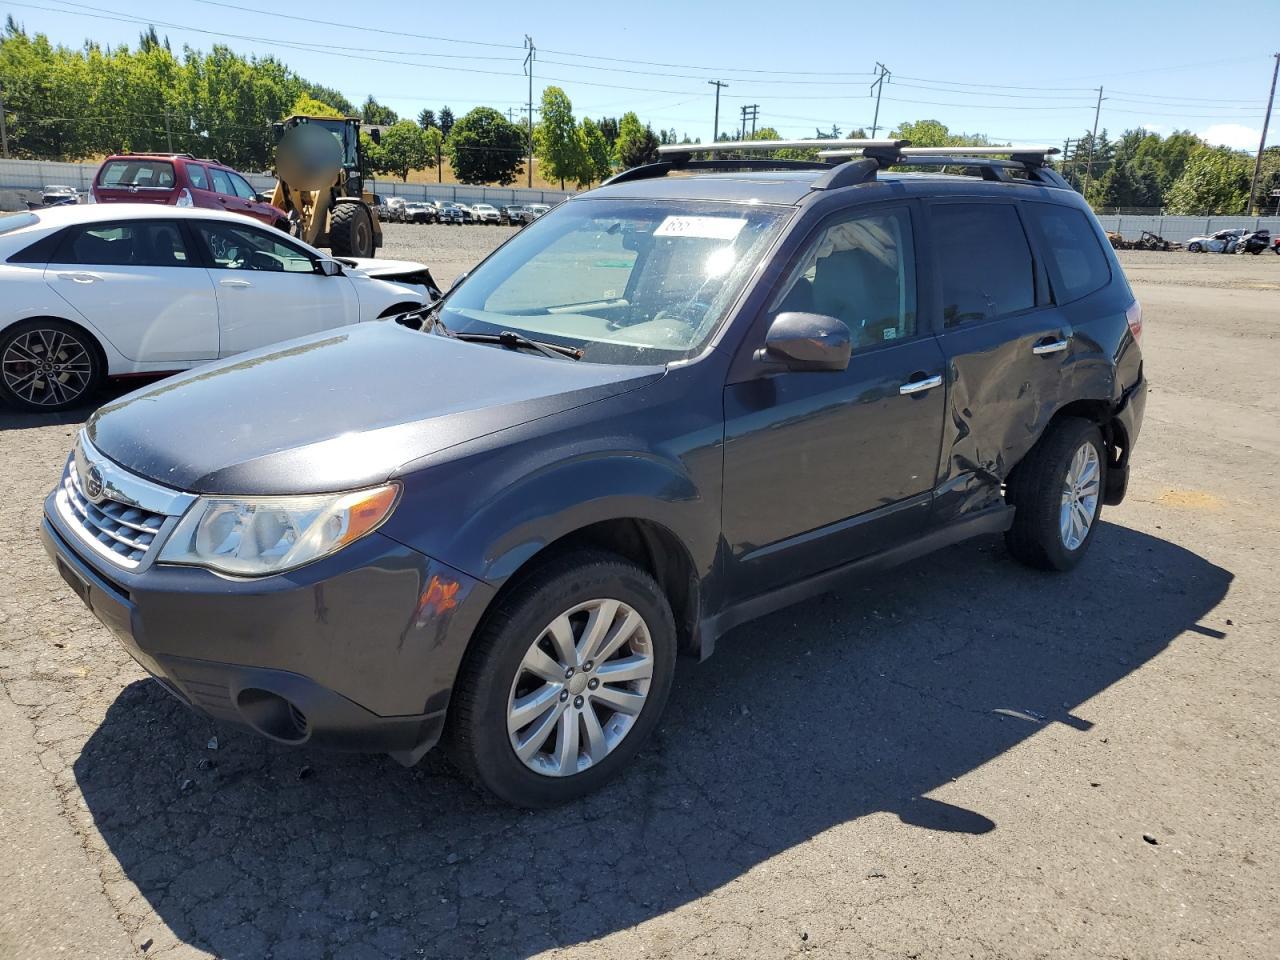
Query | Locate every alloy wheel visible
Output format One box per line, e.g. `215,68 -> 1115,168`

506,598 -> 654,777
2,328 -> 94,407
1060,441 -> 1101,551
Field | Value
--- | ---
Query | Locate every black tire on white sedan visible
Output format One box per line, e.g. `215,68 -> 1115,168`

447,552 -> 676,807
0,319 -> 103,412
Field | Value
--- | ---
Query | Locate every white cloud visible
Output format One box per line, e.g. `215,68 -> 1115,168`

1198,123 -> 1262,150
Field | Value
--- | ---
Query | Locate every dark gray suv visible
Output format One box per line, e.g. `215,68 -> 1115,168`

42,140 -> 1146,807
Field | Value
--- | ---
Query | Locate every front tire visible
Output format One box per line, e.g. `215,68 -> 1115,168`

1188,241 -> 1202,253
0,319 -> 103,412
448,552 -> 676,807
1005,418 -> 1105,571
329,203 -> 375,258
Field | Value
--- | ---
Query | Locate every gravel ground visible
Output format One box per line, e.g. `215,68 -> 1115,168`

1,236 -> 1278,960
379,222 -> 521,288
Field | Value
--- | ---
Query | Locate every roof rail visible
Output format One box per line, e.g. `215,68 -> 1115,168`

656,137 -> 907,156
603,157 -> 835,186
819,144 -> 1059,164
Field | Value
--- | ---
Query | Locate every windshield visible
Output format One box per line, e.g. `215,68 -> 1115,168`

438,198 -> 790,364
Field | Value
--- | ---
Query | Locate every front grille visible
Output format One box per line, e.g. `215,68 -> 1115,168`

57,459 -> 166,568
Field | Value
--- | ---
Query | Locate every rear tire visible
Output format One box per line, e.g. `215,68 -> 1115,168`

1004,418 -> 1106,572
447,552 -> 676,807
0,319 -> 103,412
329,203 -> 375,258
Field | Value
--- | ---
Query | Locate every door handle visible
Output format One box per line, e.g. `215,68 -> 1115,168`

1033,337 -> 1070,355
57,272 -> 101,284
899,374 -> 943,395
219,279 -> 252,288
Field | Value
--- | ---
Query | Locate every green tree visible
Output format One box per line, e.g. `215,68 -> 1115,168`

447,106 -> 524,185
290,94 -> 343,118
439,105 -> 455,139
614,111 -> 658,169
534,86 -> 584,189
1166,147 -> 1252,215
417,108 -> 436,130
374,119 -> 433,181
578,116 -> 612,186
360,96 -> 397,125
596,116 -> 619,147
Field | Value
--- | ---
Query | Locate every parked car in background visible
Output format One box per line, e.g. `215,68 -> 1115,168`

402,202 -> 436,224
470,203 -> 502,225
1235,229 -> 1273,255
499,204 -> 530,225
385,197 -> 408,223
36,142 -> 1145,806
92,154 -> 288,231
40,185 -> 80,207
526,203 -> 551,220
1186,228 -> 1245,254
435,201 -> 466,225
0,205 -> 432,411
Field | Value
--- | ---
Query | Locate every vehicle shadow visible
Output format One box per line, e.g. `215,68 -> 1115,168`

0,380 -> 144,431
74,523 -> 1229,959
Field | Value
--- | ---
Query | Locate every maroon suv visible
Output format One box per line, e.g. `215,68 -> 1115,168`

92,154 -> 286,230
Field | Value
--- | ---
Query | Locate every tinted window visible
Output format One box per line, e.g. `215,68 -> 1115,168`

55,221 -> 191,267
209,168 -> 235,195
186,164 -> 209,190
97,160 -> 175,189
771,208 -> 916,351
1031,204 -> 1110,303
193,221 -> 316,273
228,172 -> 258,200
931,203 -> 1035,327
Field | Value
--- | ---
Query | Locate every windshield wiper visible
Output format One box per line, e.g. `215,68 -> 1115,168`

450,330 -> 582,361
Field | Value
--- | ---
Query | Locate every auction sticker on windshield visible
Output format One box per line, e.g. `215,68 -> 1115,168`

653,216 -> 748,240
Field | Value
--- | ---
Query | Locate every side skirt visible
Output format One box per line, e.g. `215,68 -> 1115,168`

696,503 -> 1015,659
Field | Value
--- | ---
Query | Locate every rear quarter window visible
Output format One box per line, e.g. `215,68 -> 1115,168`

97,160 -> 175,189
1028,203 -> 1111,303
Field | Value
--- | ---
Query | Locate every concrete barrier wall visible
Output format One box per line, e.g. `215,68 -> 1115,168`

0,158 -> 574,211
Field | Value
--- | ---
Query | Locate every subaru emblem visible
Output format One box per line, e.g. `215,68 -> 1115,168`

84,464 -> 105,501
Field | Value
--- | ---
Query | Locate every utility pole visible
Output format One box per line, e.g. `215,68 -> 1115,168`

1062,137 -> 1072,183
163,111 -> 173,153
523,35 -> 535,188
0,85 -> 9,159
743,104 -> 759,138
1082,86 -> 1105,200
1247,52 -> 1279,215
708,80 -> 728,144
869,62 -> 891,137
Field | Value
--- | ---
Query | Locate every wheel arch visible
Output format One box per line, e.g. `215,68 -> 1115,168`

2,313 -> 111,372
1007,397 -> 1129,492
472,517 -> 702,660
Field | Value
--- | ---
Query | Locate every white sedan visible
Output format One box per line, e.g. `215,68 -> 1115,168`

0,204 -> 432,411
1186,228 -> 1245,254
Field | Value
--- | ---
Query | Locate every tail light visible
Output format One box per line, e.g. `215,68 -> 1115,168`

1125,300 -> 1143,342
175,188 -> 194,208
86,190 -> 96,204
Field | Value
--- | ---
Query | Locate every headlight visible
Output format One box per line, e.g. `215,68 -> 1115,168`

157,484 -> 399,577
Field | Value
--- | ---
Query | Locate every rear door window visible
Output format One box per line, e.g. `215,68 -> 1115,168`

97,160 -> 176,190
54,221 -> 192,267
209,168 -> 235,196
186,164 -> 209,190
929,203 -> 1035,327
1027,203 -> 1111,303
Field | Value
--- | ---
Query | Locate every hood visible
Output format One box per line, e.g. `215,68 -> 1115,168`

87,323 -> 662,495
342,257 -> 441,299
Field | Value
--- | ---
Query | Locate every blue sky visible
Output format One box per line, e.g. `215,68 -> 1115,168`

8,0 -> 1278,151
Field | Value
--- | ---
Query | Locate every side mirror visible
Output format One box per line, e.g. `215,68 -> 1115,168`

756,312 -> 851,372
316,259 -> 343,277
450,271 -> 468,290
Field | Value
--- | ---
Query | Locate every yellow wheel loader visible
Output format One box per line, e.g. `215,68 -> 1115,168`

270,115 -> 383,258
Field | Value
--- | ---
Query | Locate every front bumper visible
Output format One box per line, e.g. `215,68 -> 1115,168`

42,500 -> 494,762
